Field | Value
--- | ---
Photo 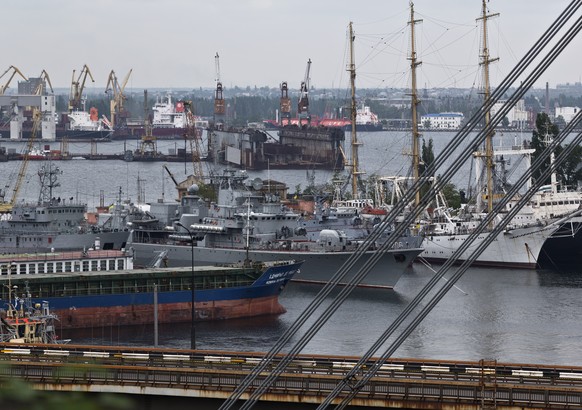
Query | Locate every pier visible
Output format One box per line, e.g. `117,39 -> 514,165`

2,344 -> 582,409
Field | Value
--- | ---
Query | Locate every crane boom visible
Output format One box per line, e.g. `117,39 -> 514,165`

214,53 -> 225,119
280,81 -> 291,125
163,165 -> 179,187
34,69 -> 54,95
0,65 -> 27,95
297,58 -> 311,124
69,64 -> 95,112
0,110 -> 41,212
182,100 -> 204,182
105,68 -> 132,128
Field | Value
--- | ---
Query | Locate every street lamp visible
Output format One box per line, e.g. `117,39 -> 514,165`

176,222 -> 196,350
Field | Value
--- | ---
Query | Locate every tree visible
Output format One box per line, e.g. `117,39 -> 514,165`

420,137 -> 435,174
441,182 -> 461,209
530,112 -> 582,190
531,112 -> 560,186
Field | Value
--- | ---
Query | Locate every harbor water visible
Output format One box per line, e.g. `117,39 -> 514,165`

65,263 -> 582,367
1,131 -> 581,366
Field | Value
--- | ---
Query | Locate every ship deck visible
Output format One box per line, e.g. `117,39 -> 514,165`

0,260 -> 299,299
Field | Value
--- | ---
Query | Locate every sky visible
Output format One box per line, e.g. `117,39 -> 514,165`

3,0 -> 581,93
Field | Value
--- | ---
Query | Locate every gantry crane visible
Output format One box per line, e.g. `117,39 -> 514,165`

182,100 -> 204,182
297,58 -> 312,125
0,65 -> 27,95
105,69 -> 132,128
0,109 -> 41,212
279,81 -> 291,126
69,64 -> 95,112
214,53 -> 225,123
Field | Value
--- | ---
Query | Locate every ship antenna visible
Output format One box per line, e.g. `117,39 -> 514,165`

244,198 -> 251,267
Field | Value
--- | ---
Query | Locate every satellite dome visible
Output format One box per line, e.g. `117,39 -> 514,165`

188,184 -> 199,194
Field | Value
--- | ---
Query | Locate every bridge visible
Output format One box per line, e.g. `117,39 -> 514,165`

1,343 -> 582,409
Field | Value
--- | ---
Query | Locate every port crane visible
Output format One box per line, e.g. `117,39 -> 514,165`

279,82 -> 291,126
105,69 -> 132,128
33,70 -> 54,95
0,109 -> 41,212
297,58 -> 311,125
182,100 -> 204,182
0,65 -> 27,95
137,89 -> 158,158
214,52 -> 225,125
69,64 -> 95,112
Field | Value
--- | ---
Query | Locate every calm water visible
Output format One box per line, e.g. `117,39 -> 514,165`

0,130 -> 530,208
3,132 -> 582,366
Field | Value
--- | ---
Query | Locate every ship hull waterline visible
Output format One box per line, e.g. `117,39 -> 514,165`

419,224 -> 552,269
6,261 -> 302,331
129,243 -> 423,289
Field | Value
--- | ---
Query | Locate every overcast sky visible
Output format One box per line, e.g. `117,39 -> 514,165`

4,0 -> 580,92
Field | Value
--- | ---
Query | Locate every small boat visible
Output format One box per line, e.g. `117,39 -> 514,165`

0,283 -> 66,344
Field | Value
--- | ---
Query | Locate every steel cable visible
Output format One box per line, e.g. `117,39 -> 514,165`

321,108 -> 582,410
219,2 -> 582,409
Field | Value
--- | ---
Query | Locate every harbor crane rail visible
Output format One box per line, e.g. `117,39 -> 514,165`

69,64 -> 95,112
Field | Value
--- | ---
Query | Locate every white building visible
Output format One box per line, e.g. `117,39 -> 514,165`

555,106 -> 580,123
490,99 -> 529,127
420,112 -> 464,129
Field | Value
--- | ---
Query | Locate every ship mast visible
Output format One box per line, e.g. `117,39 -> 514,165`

476,0 -> 499,217
408,2 -> 422,207
542,123 -> 558,194
348,22 -> 363,200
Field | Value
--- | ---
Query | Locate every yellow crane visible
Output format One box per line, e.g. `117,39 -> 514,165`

105,68 -> 132,128
68,64 -> 95,112
0,109 -> 41,212
0,65 -> 27,95
34,69 -> 54,95
182,100 -> 204,182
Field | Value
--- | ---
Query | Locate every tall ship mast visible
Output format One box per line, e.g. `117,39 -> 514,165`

347,22 -> 364,199
475,0 -> 499,216
408,2 -> 422,207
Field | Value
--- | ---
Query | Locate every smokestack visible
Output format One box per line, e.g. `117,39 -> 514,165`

545,82 -> 550,114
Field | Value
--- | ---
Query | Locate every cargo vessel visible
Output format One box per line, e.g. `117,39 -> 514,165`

0,260 -> 302,330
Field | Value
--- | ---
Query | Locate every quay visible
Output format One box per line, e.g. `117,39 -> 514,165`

1,344 -> 582,409
2,152 -> 191,162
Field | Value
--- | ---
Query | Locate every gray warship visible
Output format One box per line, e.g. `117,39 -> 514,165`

0,163 -> 130,254
127,170 -> 423,289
